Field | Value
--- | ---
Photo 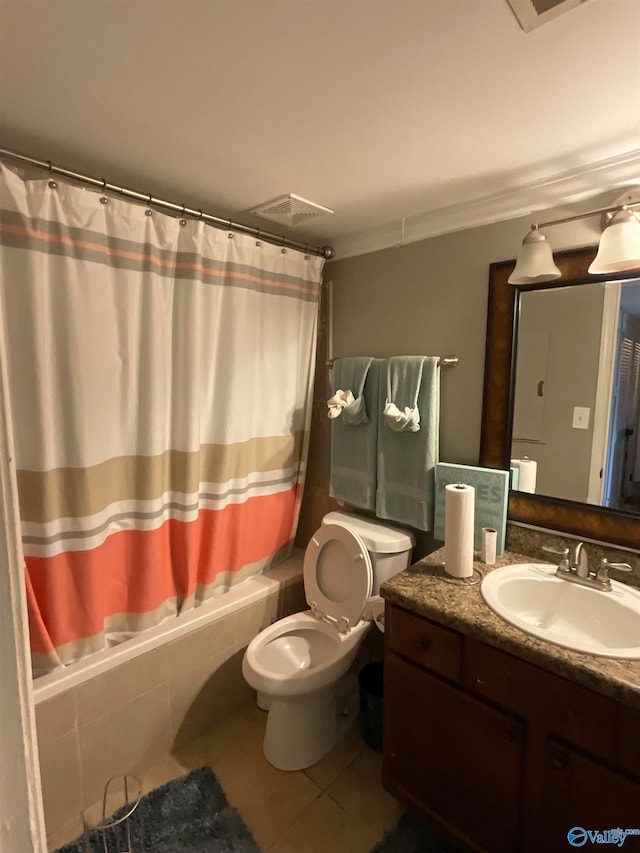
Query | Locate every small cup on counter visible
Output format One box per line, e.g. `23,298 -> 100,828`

481,527 -> 497,565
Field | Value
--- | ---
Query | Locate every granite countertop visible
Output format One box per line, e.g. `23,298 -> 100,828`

381,548 -> 640,710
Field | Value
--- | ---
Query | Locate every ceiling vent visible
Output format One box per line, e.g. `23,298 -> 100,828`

249,194 -> 334,227
506,0 -> 589,32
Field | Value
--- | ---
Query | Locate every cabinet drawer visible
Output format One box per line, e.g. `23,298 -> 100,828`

469,642 -> 550,713
387,605 -> 462,681
471,643 -> 617,760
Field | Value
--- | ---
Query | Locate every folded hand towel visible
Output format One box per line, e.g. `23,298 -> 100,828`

383,401 -> 420,432
376,356 -> 440,531
327,389 -> 355,419
329,357 -> 379,510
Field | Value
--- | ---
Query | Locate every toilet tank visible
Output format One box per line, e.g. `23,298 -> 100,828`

321,511 -> 415,595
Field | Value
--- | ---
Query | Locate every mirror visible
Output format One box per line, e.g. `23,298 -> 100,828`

480,246 -> 640,549
512,279 -> 640,511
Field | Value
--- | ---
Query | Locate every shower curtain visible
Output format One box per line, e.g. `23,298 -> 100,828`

0,164 -> 323,675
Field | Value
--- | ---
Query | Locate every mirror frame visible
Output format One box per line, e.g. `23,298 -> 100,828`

480,245 -> 640,549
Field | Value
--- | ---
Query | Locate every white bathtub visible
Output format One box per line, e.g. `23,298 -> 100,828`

33,549 -> 304,705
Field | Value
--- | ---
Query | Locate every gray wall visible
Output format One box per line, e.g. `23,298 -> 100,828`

328,209 -> 601,469
296,196 -> 611,555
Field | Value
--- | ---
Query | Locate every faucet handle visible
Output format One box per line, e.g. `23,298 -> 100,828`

596,558 -> 632,575
542,545 -> 570,571
595,558 -> 633,589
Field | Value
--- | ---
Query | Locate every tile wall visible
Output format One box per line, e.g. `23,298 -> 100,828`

35,576 -> 306,845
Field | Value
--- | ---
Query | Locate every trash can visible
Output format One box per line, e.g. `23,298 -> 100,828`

358,661 -> 384,751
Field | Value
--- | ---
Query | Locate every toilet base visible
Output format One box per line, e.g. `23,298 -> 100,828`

263,677 -> 359,771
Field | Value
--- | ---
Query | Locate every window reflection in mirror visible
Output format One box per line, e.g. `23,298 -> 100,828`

511,278 -> 640,514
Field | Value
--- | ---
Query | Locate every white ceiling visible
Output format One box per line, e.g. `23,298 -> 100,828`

1,0 -> 639,257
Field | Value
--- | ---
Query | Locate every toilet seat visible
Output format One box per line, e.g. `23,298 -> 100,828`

303,524 -> 373,633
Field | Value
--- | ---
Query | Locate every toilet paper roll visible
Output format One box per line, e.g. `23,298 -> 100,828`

481,527 -> 497,565
444,483 -> 475,579
510,458 -> 537,494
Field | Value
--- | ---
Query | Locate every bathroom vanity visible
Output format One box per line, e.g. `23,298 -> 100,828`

381,549 -> 640,853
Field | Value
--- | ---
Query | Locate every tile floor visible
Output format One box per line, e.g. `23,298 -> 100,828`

48,698 -> 405,852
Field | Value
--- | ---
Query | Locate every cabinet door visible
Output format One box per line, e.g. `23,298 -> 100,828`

536,738 -> 640,853
383,653 -> 524,853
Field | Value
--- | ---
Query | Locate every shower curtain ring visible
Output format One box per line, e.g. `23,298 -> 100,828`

47,161 -> 57,189
227,219 -> 234,239
99,179 -> 108,205
256,229 -> 262,247
281,234 -> 287,254
179,204 -> 187,226
198,209 -> 204,220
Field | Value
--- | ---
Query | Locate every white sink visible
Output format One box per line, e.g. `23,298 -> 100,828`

481,563 -> 640,659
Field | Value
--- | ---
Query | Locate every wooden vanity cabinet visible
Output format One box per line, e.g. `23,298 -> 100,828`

536,739 -> 640,850
384,654 -> 524,853
383,603 -> 640,853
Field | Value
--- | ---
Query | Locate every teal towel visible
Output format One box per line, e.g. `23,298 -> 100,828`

376,356 -> 440,530
329,357 -> 379,510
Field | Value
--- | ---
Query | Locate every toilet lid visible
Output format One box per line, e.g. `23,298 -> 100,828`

303,524 -> 373,631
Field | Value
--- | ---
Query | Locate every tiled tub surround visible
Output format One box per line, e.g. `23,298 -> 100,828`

34,552 -> 306,847
381,544 -> 640,709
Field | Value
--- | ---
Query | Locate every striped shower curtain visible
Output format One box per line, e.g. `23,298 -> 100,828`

0,164 -> 323,676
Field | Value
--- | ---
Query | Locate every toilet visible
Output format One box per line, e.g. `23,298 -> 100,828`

242,511 -> 415,771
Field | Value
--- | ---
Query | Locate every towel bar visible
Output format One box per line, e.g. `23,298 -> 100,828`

326,355 -> 458,368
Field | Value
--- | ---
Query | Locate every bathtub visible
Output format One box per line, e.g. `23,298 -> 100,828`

34,549 -> 305,841
33,549 -> 304,705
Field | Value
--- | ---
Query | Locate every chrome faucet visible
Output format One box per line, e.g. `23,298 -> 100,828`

543,542 -> 633,592
570,542 -> 589,578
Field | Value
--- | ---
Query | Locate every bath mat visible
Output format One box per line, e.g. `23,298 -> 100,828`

54,766 -> 262,853
371,812 -> 459,853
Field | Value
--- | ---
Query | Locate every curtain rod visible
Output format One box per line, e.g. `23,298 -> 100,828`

326,356 -> 459,367
0,148 -> 336,261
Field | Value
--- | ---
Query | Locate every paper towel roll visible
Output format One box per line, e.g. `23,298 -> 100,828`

481,527 -> 497,565
510,458 -> 537,494
444,483 -> 475,579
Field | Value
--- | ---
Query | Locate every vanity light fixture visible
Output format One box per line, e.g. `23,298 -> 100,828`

509,195 -> 640,285
508,227 -> 561,285
588,208 -> 640,274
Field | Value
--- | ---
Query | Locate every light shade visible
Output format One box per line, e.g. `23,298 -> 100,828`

508,229 -> 561,285
588,208 -> 640,274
